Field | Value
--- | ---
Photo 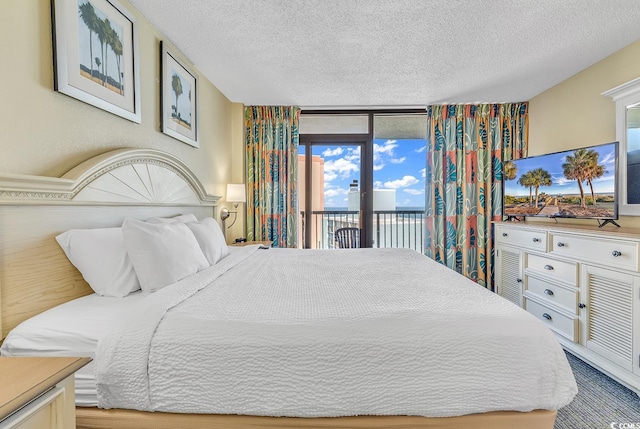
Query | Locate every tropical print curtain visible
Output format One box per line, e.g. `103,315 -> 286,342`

424,103 -> 528,289
245,106 -> 301,248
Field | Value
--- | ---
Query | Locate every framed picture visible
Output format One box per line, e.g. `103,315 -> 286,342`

160,42 -> 199,148
52,0 -> 141,123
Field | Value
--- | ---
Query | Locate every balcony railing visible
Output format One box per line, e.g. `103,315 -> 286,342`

300,210 -> 425,253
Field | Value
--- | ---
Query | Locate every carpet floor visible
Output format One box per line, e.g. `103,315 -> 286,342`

555,352 -> 640,428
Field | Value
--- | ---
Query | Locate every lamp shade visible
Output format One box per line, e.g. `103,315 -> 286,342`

226,184 -> 246,203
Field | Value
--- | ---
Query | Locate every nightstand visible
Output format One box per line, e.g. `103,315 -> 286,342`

0,356 -> 91,429
230,240 -> 272,247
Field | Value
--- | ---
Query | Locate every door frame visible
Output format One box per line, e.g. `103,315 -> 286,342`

299,134 -> 373,248
299,109 -> 425,249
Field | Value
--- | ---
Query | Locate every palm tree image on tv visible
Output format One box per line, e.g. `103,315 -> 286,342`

503,143 -> 616,219
170,71 -> 192,130
562,148 -> 605,208
504,160 -> 517,181
78,1 -> 125,95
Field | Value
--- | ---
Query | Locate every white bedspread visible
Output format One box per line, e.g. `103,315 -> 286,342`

95,246 -> 577,417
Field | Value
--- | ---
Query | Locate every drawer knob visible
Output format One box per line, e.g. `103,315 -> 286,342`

544,289 -> 554,296
516,278 -> 522,283
502,232 -> 508,237
532,237 -> 540,243
557,242 -> 565,247
542,313 -> 552,321
612,250 -> 622,257
544,264 -> 554,271
578,303 -> 586,309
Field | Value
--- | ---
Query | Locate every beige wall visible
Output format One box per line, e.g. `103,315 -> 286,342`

0,0 -> 245,238
529,39 -> 640,227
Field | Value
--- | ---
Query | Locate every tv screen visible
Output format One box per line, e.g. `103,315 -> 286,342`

503,141 -> 618,220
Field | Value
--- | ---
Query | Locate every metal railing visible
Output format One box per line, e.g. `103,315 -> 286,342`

300,210 -> 425,252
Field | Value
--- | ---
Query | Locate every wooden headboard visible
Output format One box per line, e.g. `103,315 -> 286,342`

0,148 -> 219,339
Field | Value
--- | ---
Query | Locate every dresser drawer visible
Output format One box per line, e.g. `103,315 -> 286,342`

526,253 -> 577,285
550,233 -> 639,272
495,226 -> 547,252
525,276 -> 577,313
525,298 -> 578,342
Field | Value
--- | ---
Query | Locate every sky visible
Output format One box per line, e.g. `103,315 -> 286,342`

504,142 -> 617,197
300,139 -> 427,208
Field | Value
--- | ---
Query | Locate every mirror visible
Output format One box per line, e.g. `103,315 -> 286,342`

627,105 -> 640,205
603,78 -> 640,215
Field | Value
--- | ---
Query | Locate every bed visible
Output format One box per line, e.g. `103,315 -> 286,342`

0,148 -> 576,429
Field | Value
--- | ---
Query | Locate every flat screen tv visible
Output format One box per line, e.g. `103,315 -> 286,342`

503,141 -> 619,224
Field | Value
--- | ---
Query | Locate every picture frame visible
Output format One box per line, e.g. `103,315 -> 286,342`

52,0 -> 141,123
160,41 -> 199,148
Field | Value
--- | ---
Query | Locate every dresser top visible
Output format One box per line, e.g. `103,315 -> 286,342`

494,221 -> 640,241
0,356 -> 91,421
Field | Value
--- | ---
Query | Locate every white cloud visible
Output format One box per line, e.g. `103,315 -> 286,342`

325,172 -> 338,182
390,157 -> 406,164
322,147 -> 344,157
373,140 -> 398,167
600,151 -> 615,165
552,176 -> 572,186
324,157 -> 359,182
383,175 -> 419,189
344,146 -> 361,162
325,187 -> 349,197
403,188 -> 424,195
374,140 -> 398,155
374,181 -> 383,188
402,198 -> 411,205
415,145 -> 427,153
419,168 -> 426,178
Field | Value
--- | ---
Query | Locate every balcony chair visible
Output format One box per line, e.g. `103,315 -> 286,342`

335,227 -> 360,249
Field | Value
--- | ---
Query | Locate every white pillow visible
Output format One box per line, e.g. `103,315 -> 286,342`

121,218 -> 209,293
185,217 -> 230,265
146,213 -> 198,224
55,228 -> 141,298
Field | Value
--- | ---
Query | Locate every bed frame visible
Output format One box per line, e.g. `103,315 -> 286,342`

0,148 -> 557,429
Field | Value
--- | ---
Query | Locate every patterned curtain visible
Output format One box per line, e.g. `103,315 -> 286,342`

424,103 -> 528,289
245,106 -> 301,248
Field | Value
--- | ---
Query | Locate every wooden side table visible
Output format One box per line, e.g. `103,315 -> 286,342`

0,356 -> 91,429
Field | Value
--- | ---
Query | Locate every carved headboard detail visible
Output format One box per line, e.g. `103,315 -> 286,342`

0,148 -> 220,338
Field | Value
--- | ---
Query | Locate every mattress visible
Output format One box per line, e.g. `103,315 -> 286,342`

95,246 -> 577,417
2,246 -> 577,416
0,291 -> 147,406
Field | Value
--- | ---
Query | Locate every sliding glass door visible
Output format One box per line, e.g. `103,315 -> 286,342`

298,112 -> 426,251
298,139 -> 369,249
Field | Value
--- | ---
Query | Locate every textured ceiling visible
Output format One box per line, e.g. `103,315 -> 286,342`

128,0 -> 640,108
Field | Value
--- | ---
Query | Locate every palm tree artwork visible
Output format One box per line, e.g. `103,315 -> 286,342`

78,2 -> 98,81
77,1 -> 124,95
171,71 -> 191,130
172,73 -> 183,120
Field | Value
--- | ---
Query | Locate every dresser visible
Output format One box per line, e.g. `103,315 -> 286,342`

494,221 -> 640,395
0,357 -> 91,429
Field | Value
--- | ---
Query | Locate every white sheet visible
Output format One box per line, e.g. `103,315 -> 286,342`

0,291 -> 147,406
96,246 -> 577,417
